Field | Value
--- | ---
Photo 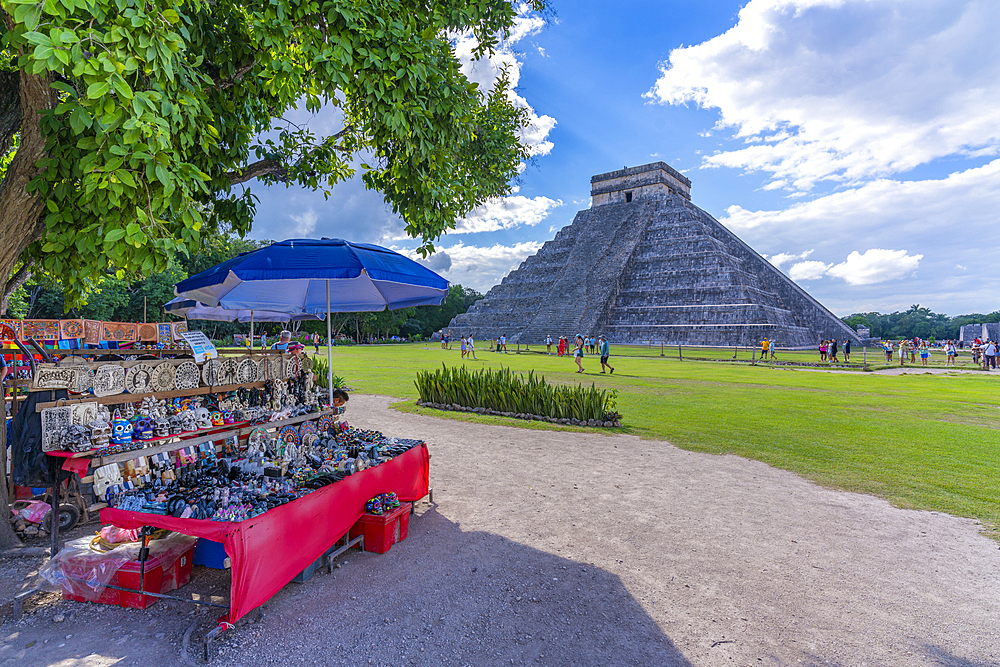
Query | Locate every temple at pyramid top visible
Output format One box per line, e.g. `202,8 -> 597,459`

447,162 -> 859,348
591,162 -> 691,205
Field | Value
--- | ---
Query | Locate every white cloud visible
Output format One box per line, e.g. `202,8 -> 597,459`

788,260 -> 831,281
956,264 -> 967,271
288,210 -> 318,236
455,195 -> 562,234
452,8 -> 556,157
767,249 -> 813,268
399,241 -> 543,293
646,0 -> 1000,189
826,249 -> 922,285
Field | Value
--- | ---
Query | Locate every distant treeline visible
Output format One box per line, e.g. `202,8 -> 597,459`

842,305 -> 1000,341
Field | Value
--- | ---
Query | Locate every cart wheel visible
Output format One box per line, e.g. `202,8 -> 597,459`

44,504 -> 80,533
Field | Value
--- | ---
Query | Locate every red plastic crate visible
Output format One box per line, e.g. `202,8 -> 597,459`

349,502 -> 411,554
63,543 -> 194,609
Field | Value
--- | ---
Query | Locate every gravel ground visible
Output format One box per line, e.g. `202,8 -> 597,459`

3,393 -> 999,666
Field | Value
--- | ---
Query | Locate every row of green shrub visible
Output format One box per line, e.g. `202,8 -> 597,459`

414,364 -> 619,422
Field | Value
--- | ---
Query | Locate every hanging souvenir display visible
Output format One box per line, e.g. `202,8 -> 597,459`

32,365 -> 76,390
268,355 -> 283,381
171,321 -> 188,341
218,357 -> 238,385
102,321 -> 138,342
202,358 -> 221,386
175,361 -> 200,390
41,406 -> 73,452
278,423 -> 300,447
138,323 -> 158,342
68,365 -> 96,393
83,319 -> 102,345
237,357 -> 258,384
59,319 -> 85,339
150,362 -> 177,392
70,401 -> 99,426
157,323 -> 173,344
0,319 -> 20,340
93,364 -> 126,397
125,362 -> 155,394
22,319 -> 60,340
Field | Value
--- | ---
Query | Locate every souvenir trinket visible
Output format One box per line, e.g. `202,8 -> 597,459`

125,363 -> 155,394
211,410 -> 224,426
110,410 -> 133,445
175,361 -> 200,390
93,364 -> 126,397
89,419 -> 112,448
154,416 -> 170,438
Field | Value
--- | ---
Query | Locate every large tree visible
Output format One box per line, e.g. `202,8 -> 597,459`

0,0 -> 540,309
0,0 -> 541,547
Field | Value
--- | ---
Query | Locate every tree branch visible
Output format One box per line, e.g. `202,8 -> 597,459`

225,158 -> 287,185
215,55 -> 259,90
1,258 -> 33,316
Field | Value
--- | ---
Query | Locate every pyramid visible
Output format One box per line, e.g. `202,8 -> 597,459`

448,163 -> 860,347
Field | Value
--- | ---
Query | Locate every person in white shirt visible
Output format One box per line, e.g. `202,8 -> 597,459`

467,335 -> 477,360
546,335 -> 552,354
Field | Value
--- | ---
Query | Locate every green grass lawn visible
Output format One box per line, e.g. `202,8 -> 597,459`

314,343 -> 1000,536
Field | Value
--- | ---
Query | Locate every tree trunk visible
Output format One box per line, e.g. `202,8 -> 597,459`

0,396 -> 23,548
0,11 -> 58,310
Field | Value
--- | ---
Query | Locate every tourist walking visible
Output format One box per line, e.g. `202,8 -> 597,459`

546,335 -> 553,354
460,336 -> 468,359
574,334 -> 585,373
843,338 -> 851,362
468,335 -> 477,360
313,332 -> 320,354
558,336 -> 566,357
897,340 -> 907,365
761,337 -> 770,359
919,341 -> 929,366
829,338 -> 838,363
499,333 -> 507,353
599,335 -> 615,374
819,340 -> 827,362
909,340 -> 917,364
946,339 -> 957,366
985,340 -> 997,370
261,332 -> 267,349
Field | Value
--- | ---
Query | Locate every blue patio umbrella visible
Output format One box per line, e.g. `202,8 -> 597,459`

174,238 -> 449,401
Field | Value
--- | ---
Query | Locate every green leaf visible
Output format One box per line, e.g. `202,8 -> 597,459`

105,229 -> 126,243
86,81 -> 110,99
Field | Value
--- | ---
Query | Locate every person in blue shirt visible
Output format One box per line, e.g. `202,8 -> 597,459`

271,330 -> 291,351
598,335 -> 614,374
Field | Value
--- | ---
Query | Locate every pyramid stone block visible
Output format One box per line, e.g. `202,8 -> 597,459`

448,163 -> 860,348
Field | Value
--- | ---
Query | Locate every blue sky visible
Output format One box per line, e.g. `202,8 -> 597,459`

248,0 -> 1000,317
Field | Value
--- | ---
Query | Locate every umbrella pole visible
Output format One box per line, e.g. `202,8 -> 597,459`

250,310 -> 254,350
326,279 -> 333,406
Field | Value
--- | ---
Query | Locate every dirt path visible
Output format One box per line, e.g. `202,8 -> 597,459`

5,393 -> 999,666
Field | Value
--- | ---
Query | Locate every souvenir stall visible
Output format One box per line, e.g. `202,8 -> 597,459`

22,239 -> 445,651
29,343 -> 430,636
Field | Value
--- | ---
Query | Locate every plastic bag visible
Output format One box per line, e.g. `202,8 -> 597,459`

39,532 -> 197,601
98,525 -> 141,544
14,500 -> 50,524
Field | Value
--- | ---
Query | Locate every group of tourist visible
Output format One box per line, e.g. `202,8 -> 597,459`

969,338 -> 998,369
817,338 -> 852,363
880,338 -> 961,366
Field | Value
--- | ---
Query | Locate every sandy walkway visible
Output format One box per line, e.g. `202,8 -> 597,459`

6,393 -> 999,666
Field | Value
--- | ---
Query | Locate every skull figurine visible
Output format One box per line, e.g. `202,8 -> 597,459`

135,416 -> 154,441
168,414 -> 183,435
180,410 -> 198,432
89,419 -> 112,448
194,407 -> 211,430
154,416 -> 170,438
222,410 -> 234,425
211,410 -> 224,426
110,410 -> 133,445
231,408 -> 245,422
64,424 -> 92,452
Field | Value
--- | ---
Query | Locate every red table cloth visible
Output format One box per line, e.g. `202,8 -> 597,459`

101,443 -> 429,623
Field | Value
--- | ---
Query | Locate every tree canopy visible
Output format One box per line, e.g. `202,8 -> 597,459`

0,0 -> 542,308
842,305 -> 1000,342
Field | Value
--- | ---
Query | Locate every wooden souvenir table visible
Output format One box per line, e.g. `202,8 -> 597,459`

100,442 -> 431,624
